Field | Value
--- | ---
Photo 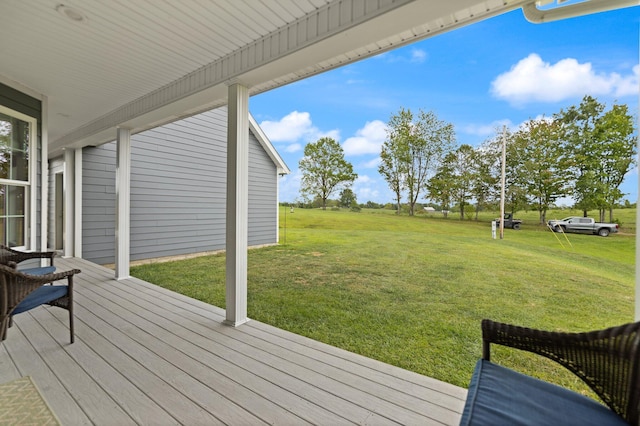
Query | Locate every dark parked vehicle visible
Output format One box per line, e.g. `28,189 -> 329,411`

495,213 -> 522,230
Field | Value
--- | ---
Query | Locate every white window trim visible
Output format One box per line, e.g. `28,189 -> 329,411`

0,104 -> 38,250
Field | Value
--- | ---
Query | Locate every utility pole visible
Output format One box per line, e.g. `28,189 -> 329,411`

499,126 -> 507,240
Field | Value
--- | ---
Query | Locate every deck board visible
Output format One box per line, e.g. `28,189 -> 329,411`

0,257 -> 466,425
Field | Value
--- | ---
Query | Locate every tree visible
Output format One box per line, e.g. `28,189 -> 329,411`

378,135 -> 407,214
596,104 -> 636,221
339,188 -> 357,208
433,145 -> 475,219
380,108 -> 455,216
299,137 -> 357,210
427,156 -> 455,218
556,96 -> 606,216
472,141 -> 500,220
516,119 -> 569,224
484,128 -> 529,216
557,96 -> 636,222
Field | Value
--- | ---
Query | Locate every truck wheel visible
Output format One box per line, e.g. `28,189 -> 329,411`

513,223 -> 521,230
598,228 -> 610,237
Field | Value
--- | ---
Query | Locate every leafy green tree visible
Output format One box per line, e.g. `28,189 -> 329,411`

427,156 -> 455,219
472,141 -> 500,220
484,128 -> 528,216
557,96 -> 636,221
380,108 -> 455,216
378,136 -> 406,214
339,188 -> 357,208
516,119 -> 569,224
557,96 -> 606,216
596,103 -> 636,221
436,145 -> 475,219
299,137 -> 357,210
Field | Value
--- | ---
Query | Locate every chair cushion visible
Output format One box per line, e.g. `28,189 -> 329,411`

13,285 -> 68,315
18,266 -> 56,276
460,359 -> 629,426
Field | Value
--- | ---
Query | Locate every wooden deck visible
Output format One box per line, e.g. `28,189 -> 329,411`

0,257 -> 466,425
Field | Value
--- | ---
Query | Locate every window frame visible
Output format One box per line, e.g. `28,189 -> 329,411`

0,104 -> 37,249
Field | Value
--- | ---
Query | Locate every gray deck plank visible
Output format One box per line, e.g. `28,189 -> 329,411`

0,257 -> 466,425
79,273 -> 388,425
31,306 -> 185,425
7,313 -> 111,425
115,285 -> 455,425
75,287 -> 303,426
0,339 -> 20,381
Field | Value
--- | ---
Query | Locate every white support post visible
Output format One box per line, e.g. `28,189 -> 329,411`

224,83 -> 250,327
40,96 -> 49,253
63,149 -> 75,258
74,148 -> 83,258
635,137 -> 640,321
115,127 -> 131,280
276,171 -> 281,244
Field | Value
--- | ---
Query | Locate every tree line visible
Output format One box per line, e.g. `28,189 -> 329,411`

298,96 -> 636,222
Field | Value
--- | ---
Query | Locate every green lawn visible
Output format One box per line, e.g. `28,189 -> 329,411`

131,207 -> 635,393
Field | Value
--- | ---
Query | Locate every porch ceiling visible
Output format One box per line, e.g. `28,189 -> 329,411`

1,0 -> 630,158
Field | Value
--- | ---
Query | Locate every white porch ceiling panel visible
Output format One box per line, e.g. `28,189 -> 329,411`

0,0 -> 532,156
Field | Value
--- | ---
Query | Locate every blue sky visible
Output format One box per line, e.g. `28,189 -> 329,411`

250,6 -> 639,205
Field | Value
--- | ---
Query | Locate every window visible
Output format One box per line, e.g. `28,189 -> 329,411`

0,106 -> 36,248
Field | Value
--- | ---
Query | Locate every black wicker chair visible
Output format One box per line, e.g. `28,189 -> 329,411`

460,319 -> 640,426
0,245 -> 57,275
0,264 -> 81,344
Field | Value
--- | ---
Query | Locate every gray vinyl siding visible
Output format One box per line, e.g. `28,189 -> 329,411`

0,83 -> 43,249
82,107 -> 278,265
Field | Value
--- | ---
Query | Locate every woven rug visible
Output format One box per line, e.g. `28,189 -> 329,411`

0,376 -> 60,425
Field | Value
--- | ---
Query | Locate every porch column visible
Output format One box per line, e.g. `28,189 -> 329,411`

115,127 -> 131,280
224,83 -> 249,327
63,149 -> 75,258
635,146 -> 640,321
40,96 -> 49,252
74,148 -> 83,258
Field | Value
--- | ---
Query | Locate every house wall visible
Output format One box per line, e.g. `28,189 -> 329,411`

81,107 -> 278,265
0,82 -> 42,249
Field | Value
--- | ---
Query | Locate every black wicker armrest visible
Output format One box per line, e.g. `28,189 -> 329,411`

481,319 -> 640,425
0,245 -> 56,266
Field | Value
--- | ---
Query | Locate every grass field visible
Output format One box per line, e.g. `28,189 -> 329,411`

131,207 -> 636,393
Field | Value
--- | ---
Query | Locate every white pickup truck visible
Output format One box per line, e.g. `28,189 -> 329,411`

547,217 -> 619,237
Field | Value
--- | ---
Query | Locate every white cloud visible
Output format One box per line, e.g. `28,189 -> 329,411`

321,129 -> 342,141
462,119 -> 514,137
352,174 -> 382,202
411,49 -> 428,63
260,111 -> 313,142
362,157 -> 381,169
259,111 -> 340,150
343,120 -> 387,155
615,64 -> 640,97
284,143 -> 302,153
491,54 -> 639,105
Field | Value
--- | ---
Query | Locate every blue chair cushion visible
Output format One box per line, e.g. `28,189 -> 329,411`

13,285 -> 68,315
18,266 -> 56,276
460,359 -> 628,426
